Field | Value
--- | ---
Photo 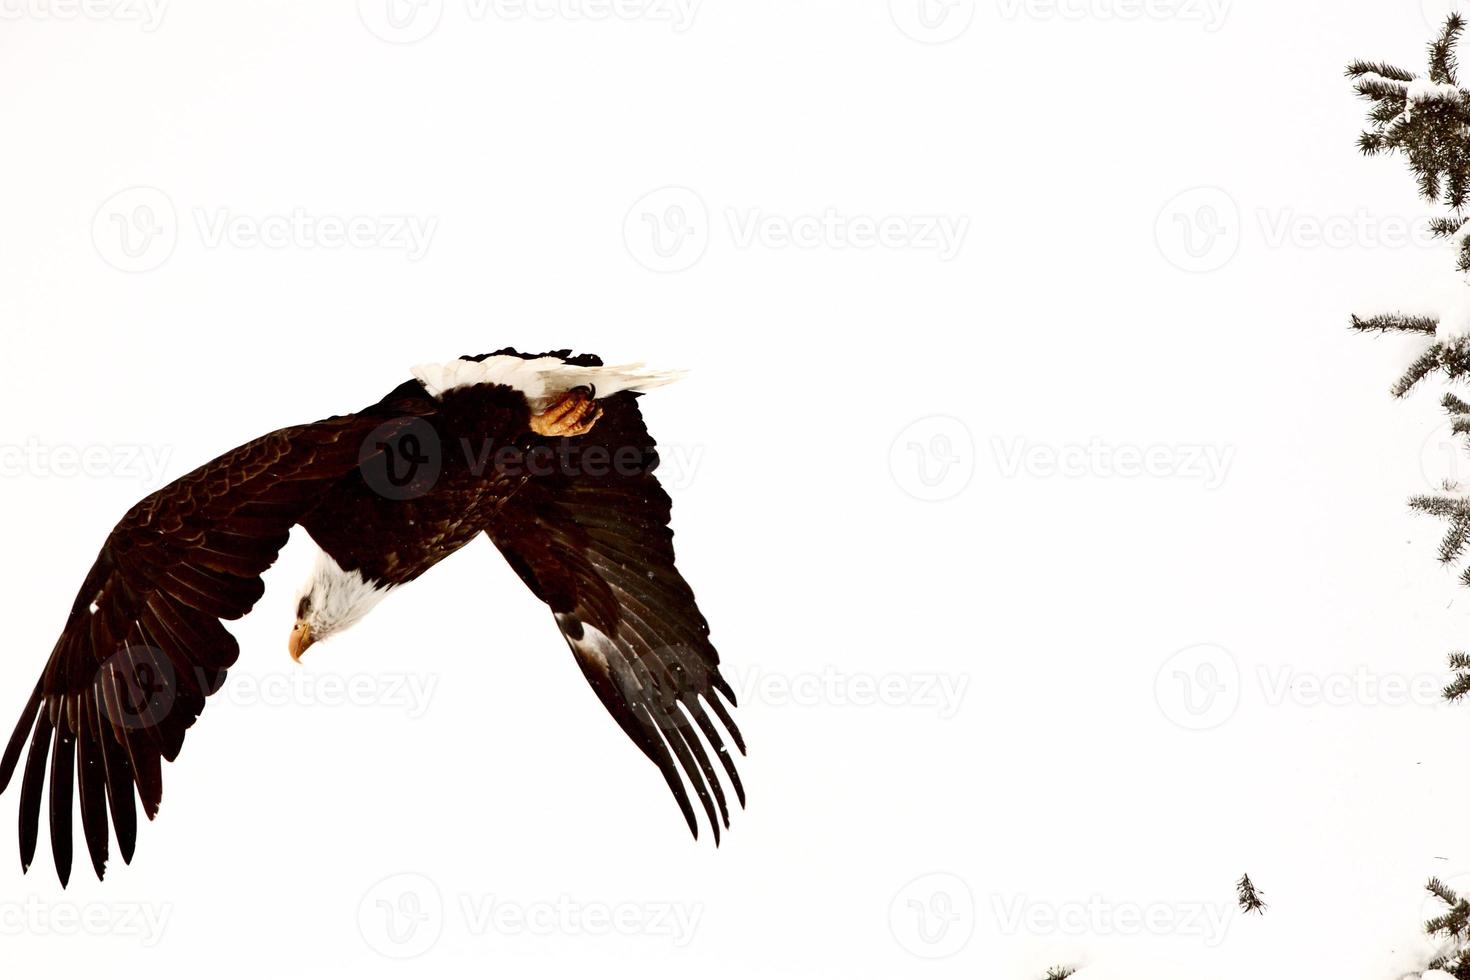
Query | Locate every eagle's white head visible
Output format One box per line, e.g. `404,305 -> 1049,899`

289,551 -> 392,661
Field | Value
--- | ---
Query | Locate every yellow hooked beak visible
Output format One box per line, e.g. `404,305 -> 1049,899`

288,622 -> 315,663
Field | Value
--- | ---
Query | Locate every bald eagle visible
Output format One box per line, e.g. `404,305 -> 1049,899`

0,349 -> 745,885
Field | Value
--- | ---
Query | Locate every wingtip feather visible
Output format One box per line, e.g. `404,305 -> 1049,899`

0,681 -> 43,796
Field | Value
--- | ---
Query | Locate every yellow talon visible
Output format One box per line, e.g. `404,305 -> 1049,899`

531,388 -> 603,438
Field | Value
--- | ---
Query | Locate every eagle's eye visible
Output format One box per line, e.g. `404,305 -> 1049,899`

296,597 -> 311,619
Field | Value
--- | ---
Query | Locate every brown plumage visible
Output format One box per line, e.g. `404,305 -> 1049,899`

0,349 -> 743,885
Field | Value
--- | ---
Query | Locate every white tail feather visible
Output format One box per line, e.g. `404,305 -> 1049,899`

411,355 -> 685,412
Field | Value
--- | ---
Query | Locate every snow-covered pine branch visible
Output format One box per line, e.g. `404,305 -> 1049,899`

1444,653 -> 1470,703
1393,337 -> 1470,397
1350,19 -> 1470,980
1350,15 -> 1470,210
1350,313 -> 1440,335
1425,876 -> 1470,976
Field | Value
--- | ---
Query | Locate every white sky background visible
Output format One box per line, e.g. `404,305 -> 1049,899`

0,0 -> 1467,977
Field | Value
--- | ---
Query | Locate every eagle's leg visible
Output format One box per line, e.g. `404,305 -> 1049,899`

530,386 -> 603,438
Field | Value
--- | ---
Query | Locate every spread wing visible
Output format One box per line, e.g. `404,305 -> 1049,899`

0,405 -> 428,885
485,392 -> 745,843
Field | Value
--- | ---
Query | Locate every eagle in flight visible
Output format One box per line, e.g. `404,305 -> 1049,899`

0,349 -> 745,885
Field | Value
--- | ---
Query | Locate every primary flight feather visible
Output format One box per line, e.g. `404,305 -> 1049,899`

0,348 -> 745,885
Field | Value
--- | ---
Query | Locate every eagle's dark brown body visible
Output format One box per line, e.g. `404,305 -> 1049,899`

0,349 -> 743,886
300,379 -> 532,588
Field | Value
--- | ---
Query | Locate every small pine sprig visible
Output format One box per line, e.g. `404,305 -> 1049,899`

1346,318 -> 1470,398
1391,337 -> 1470,398
1426,876 -> 1470,976
1346,60 -> 1416,83
1431,216 -> 1470,239
1236,874 -> 1267,915
1426,216 -> 1470,271
1408,388 -> 1470,580
1412,489 -> 1470,520
1350,312 -> 1440,335
1407,484 -> 1470,586
1446,651 -> 1470,702
1425,952 -> 1470,978
1441,516 -> 1470,566
1432,15 -> 1466,86
1043,969 -> 1076,980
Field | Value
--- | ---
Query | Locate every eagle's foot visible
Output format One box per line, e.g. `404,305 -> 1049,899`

530,387 -> 603,438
